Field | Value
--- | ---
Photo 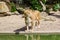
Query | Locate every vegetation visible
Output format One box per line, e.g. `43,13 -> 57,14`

10,2 -> 16,12
22,0 -> 60,12
53,3 -> 60,11
29,0 -> 43,11
1,0 -> 60,12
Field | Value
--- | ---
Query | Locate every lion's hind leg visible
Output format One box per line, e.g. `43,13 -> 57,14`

30,20 -> 36,32
37,20 -> 40,28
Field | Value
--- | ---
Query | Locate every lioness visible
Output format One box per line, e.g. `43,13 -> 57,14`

23,9 -> 41,31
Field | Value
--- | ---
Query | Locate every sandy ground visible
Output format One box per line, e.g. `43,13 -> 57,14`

0,11 -> 60,33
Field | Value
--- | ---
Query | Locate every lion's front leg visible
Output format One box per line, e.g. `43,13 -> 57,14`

25,16 -> 30,32
25,22 -> 30,32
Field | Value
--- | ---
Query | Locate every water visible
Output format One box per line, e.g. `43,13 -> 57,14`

0,34 -> 60,40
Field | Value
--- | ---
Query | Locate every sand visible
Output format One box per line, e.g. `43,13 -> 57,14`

0,11 -> 60,33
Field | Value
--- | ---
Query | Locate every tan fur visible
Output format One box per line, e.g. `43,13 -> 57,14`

24,9 -> 41,31
0,3 -> 3,10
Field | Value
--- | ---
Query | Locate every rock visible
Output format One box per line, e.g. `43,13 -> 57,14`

41,12 -> 48,17
14,11 -> 20,15
12,11 -> 20,15
0,2 -> 11,16
43,16 -> 56,21
0,2 -> 9,13
0,12 -> 11,17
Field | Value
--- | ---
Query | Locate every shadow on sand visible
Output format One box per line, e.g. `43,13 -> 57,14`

51,14 -> 60,18
14,26 -> 32,34
48,13 -> 60,18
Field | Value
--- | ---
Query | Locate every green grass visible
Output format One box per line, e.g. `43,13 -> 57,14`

0,34 -> 60,40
